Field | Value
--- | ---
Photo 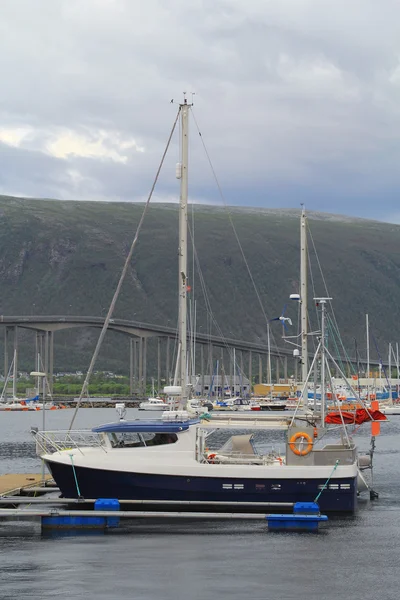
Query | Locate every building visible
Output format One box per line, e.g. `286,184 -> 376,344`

192,375 -> 250,398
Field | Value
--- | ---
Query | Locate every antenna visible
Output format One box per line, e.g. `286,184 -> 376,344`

180,91 -> 194,107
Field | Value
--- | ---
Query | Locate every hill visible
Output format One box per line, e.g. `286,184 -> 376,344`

0,195 -> 398,374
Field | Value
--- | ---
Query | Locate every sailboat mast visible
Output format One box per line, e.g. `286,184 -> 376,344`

12,349 -> 17,399
366,314 -> 370,402
389,342 -> 392,405
267,324 -> 272,389
320,300 -> 326,427
300,206 -> 308,388
178,99 -> 190,406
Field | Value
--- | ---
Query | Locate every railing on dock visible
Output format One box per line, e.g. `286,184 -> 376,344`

34,430 -> 107,456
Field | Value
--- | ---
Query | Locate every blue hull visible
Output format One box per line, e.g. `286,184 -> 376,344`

46,460 -> 357,513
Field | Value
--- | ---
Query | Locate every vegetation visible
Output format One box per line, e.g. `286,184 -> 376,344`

0,195 -> 399,374
13,374 -> 131,397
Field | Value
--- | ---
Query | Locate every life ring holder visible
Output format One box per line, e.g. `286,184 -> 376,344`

289,432 -> 313,456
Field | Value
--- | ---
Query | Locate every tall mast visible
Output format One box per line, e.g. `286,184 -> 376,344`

389,342 -> 392,405
267,324 -> 272,389
366,314 -> 370,402
12,349 -> 17,400
300,206 -> 308,388
178,98 -> 190,407
315,297 -> 331,428
320,299 -> 326,427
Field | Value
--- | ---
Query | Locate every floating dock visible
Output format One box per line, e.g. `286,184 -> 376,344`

0,478 -> 328,533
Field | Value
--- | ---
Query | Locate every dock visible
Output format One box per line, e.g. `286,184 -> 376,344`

0,479 -> 328,533
0,473 -> 53,497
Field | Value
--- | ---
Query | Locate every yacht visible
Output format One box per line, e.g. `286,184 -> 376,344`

35,100 -> 378,515
138,398 -> 171,411
37,408 -> 360,513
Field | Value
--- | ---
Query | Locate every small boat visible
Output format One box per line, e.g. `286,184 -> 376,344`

378,403 -> 400,415
0,400 -> 37,411
138,398 -> 171,411
257,398 -> 287,411
213,397 -> 255,411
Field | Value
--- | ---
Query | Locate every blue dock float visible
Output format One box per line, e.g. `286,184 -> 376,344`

266,502 -> 328,532
42,498 -> 120,530
0,496 -> 327,533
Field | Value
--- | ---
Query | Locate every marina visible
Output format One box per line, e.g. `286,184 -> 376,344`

1,0 -> 400,598
20,102 -> 379,522
1,407 -> 400,600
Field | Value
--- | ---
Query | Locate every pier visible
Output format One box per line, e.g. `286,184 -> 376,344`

0,473 -> 53,497
0,486 -> 326,532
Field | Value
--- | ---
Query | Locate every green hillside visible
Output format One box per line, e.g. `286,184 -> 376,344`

0,195 -> 398,374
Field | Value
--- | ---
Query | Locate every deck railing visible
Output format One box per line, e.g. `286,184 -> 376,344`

33,429 -> 107,456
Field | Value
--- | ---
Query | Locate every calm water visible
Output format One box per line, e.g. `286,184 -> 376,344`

0,408 -> 399,600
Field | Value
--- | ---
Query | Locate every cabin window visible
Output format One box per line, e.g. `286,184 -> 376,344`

109,432 -> 178,448
142,433 -> 178,446
109,432 -> 144,448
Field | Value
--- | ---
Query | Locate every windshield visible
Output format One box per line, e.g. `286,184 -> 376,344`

109,432 -> 178,448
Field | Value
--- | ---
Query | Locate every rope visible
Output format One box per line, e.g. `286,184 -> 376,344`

69,454 -> 82,498
187,222 -> 248,371
307,222 -> 350,363
371,331 -> 390,386
326,317 -> 346,375
307,241 -> 320,339
68,107 -> 181,430
314,459 -> 340,503
191,109 -> 284,364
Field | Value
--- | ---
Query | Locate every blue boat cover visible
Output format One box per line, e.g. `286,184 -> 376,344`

92,418 -> 199,434
25,395 -> 40,403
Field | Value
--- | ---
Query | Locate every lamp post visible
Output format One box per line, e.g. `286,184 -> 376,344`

30,370 -> 47,483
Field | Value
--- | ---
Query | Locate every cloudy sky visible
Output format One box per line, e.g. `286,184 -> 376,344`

1,0 -> 400,221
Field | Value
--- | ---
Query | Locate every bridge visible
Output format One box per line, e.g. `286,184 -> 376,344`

0,315 -> 379,397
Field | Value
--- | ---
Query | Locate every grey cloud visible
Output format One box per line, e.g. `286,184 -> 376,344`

0,0 -> 400,220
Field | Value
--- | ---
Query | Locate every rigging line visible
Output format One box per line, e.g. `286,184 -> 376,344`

327,315 -> 356,375
306,222 -> 348,360
307,245 -> 320,334
188,221 -> 256,371
189,176 -> 196,380
326,317 -> 343,373
327,314 -> 356,374
371,331 -> 390,386
355,337 -> 362,397
189,224 -> 230,351
326,317 -> 346,375
190,109 -> 283,359
68,106 -> 181,431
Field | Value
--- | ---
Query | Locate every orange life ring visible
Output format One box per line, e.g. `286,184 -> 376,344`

289,432 -> 313,456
